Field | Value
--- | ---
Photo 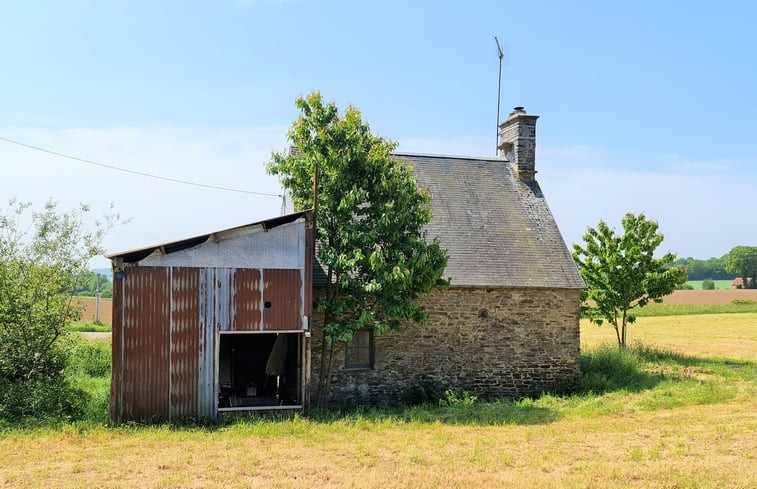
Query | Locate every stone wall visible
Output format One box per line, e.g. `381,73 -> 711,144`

310,287 -> 580,407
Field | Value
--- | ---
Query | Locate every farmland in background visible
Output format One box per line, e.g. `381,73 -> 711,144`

685,279 -> 735,290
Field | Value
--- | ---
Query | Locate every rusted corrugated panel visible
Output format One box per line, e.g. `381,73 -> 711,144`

232,268 -> 261,331
110,271 -> 124,424
122,266 -> 170,421
263,269 -> 302,330
215,268 -> 233,332
170,267 -> 200,418
197,268 -> 215,418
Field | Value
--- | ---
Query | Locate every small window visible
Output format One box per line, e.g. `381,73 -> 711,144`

344,329 -> 373,369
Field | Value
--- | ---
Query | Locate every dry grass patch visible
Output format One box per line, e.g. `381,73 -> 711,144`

1,402 -> 755,488
581,313 -> 757,361
1,314 -> 756,488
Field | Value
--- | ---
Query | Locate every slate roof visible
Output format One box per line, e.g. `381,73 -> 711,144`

394,153 -> 584,289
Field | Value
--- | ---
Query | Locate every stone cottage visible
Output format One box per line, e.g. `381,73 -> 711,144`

312,107 -> 585,406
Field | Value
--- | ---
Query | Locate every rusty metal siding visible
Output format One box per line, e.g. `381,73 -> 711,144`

169,267 -> 200,418
197,268 -> 216,418
263,268 -> 303,330
122,267 -> 170,421
215,268 -> 233,332
110,271 -> 124,424
232,268 -> 262,331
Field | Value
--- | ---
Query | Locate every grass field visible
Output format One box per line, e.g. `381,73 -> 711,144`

1,315 -> 756,488
685,279 -> 734,290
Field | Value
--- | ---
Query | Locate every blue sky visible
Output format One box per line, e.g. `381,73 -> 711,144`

2,0 -> 755,267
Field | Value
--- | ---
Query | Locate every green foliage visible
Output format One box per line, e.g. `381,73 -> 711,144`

0,338 -> 112,425
68,340 -> 111,378
676,283 -> 694,290
725,245 -> 757,289
0,199 -> 119,383
0,199 -> 120,423
439,389 -> 478,407
0,377 -> 88,423
573,212 -> 686,347
268,92 -> 448,344
701,279 -> 716,290
72,270 -> 113,298
669,255 -> 732,280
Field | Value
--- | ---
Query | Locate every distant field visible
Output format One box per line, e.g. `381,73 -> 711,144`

581,312 -> 757,361
661,288 -> 757,305
685,279 -> 734,290
74,297 -> 112,325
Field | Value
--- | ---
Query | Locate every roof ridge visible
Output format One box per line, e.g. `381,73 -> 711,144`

393,152 -> 507,162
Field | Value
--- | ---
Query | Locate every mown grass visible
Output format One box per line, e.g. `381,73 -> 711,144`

1,316 -> 756,488
618,300 -> 757,317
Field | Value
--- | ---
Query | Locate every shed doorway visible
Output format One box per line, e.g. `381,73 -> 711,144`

217,332 -> 304,411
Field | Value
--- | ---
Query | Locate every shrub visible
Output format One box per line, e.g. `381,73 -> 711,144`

702,279 -> 716,290
68,340 -> 111,378
439,389 -> 478,407
676,283 -> 694,290
0,377 -> 87,423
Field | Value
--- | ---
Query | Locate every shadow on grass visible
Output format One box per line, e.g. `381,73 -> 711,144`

577,342 -> 756,395
7,344 -> 753,432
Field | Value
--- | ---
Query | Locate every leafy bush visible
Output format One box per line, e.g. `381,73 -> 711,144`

0,377 -> 88,423
68,340 -> 111,377
676,283 -> 694,290
439,389 -> 478,407
702,279 -> 716,290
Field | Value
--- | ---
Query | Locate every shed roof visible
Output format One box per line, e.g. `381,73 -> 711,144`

107,210 -> 310,264
394,152 -> 584,289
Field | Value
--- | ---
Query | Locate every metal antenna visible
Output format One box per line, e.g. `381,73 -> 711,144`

494,36 -> 504,155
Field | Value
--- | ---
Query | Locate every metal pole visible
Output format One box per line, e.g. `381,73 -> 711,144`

95,272 -> 100,324
495,36 -> 504,155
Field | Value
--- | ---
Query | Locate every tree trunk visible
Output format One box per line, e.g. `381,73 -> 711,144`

620,308 -> 628,348
315,266 -> 334,408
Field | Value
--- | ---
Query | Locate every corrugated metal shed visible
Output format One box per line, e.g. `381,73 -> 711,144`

109,211 -> 314,423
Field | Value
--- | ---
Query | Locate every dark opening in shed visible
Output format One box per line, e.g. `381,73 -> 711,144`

218,332 -> 303,410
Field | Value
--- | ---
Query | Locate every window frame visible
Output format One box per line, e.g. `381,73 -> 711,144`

344,328 -> 374,370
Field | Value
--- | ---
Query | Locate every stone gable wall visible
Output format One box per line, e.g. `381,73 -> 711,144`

310,287 -> 580,407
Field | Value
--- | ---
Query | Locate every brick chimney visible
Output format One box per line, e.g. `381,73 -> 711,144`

497,107 -> 539,182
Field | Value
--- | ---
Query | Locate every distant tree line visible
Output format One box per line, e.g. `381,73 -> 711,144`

72,270 -> 113,299
669,246 -> 757,288
669,255 -> 732,280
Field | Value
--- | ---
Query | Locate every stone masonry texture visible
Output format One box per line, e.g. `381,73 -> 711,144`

310,286 -> 581,407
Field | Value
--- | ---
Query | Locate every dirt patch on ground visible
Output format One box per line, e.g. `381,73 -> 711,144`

662,289 -> 757,305
75,297 -> 112,324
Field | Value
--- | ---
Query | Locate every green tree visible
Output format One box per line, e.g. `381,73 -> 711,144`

725,246 -> 757,289
72,270 -> 113,299
701,279 -> 716,290
572,213 -> 686,347
267,92 -> 448,405
0,199 -> 120,384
